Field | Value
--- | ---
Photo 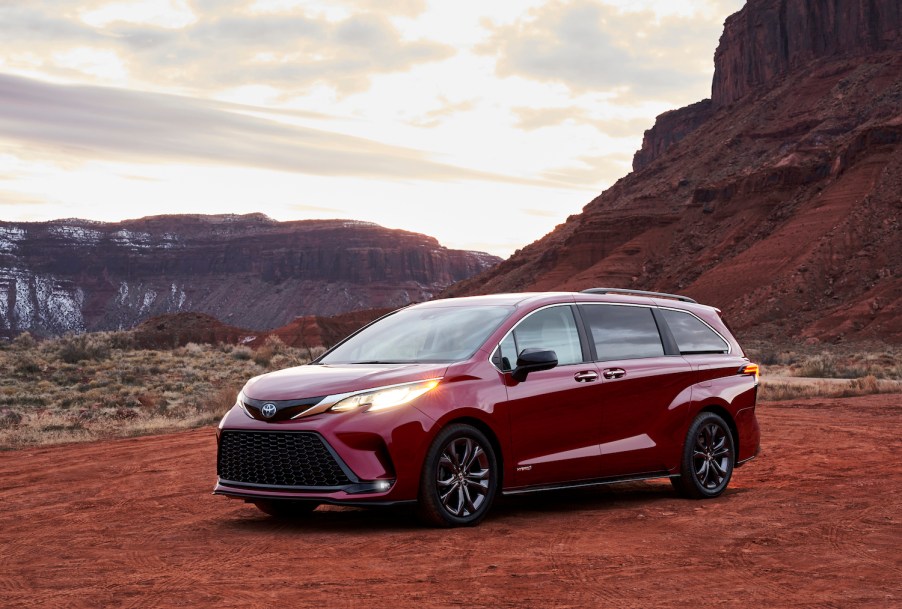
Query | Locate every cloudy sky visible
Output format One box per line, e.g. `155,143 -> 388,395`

0,0 -> 744,257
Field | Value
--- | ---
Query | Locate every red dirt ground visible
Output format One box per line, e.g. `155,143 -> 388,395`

1,395 -> 899,608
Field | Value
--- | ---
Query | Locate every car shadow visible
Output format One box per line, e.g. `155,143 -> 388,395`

218,479 -> 726,533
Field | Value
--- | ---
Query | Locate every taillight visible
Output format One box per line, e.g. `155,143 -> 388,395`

738,363 -> 759,384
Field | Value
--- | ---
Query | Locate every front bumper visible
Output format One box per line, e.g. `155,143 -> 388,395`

213,398 -> 438,505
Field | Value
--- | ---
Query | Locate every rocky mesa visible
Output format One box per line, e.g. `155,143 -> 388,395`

446,0 -> 902,343
0,214 -> 499,338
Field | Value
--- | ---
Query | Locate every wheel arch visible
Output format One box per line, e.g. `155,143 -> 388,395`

698,404 -> 740,463
440,416 -> 504,487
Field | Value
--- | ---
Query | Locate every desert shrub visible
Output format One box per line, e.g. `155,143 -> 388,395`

847,375 -> 879,394
253,335 -> 288,367
230,345 -> 253,361
756,350 -> 779,366
0,409 -> 22,429
114,407 -> 139,420
137,392 -> 167,415
753,349 -> 799,366
794,353 -> 881,379
268,353 -> 301,371
796,354 -> 839,378
193,384 -> 241,418
12,332 -> 37,350
13,353 -> 44,375
57,333 -> 111,363
101,331 -> 136,351
183,342 -> 206,356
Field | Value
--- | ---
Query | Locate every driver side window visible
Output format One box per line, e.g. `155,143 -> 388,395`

496,306 -> 583,370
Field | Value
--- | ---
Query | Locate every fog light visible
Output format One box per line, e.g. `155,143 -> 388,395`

376,480 -> 391,491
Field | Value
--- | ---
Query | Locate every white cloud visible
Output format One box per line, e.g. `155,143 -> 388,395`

480,0 -> 731,104
0,73 -> 541,184
513,106 -> 652,137
0,3 -> 454,95
0,0 -> 746,256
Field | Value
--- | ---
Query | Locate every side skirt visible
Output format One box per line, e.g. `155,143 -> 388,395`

502,471 -> 675,496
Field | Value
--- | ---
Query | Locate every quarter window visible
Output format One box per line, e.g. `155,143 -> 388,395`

661,309 -> 729,354
580,304 -> 665,361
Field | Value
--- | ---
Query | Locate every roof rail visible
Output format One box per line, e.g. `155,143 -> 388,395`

580,287 -> 697,304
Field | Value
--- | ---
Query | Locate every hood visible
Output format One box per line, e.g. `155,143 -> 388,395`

242,362 -> 450,401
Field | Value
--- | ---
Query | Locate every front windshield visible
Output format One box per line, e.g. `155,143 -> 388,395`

319,305 -> 514,364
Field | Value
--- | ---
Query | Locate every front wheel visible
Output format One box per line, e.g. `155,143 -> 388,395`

672,412 -> 735,499
417,424 -> 499,527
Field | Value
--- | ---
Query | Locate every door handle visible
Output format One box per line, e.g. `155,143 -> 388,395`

602,368 -> 626,379
573,371 -> 598,382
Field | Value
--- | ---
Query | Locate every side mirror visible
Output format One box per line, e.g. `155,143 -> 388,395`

511,348 -> 558,382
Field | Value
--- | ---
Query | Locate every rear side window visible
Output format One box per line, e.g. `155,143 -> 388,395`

580,304 -> 664,361
661,309 -> 729,354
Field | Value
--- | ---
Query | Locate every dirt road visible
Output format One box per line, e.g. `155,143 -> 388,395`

2,395 -> 900,608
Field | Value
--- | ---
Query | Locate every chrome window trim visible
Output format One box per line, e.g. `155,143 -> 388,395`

656,306 -> 732,355
487,302 -> 584,373
487,301 -> 732,373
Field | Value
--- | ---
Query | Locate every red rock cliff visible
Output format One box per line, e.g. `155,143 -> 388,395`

0,214 -> 500,338
713,0 -> 902,106
633,100 -> 714,172
445,0 -> 902,343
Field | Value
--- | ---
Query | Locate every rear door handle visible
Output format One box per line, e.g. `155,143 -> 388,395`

573,371 -> 598,382
602,368 -> 626,379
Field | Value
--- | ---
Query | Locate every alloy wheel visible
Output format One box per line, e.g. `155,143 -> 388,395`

436,436 -> 491,518
692,422 -> 732,490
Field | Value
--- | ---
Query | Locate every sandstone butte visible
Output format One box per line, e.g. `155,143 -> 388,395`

445,0 -> 902,344
0,215 -> 499,339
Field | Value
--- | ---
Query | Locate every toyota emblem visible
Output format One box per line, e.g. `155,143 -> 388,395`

261,403 -> 277,418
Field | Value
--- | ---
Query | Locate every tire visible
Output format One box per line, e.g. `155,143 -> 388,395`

253,500 -> 319,518
672,412 -> 735,499
416,424 -> 499,527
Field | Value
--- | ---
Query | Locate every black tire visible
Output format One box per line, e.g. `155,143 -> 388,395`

416,424 -> 499,527
672,412 -> 735,499
253,500 -> 319,518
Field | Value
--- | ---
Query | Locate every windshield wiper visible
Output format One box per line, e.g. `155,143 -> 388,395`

349,360 -> 409,364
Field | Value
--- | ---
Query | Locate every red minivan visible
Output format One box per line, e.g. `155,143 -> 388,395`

215,289 -> 760,527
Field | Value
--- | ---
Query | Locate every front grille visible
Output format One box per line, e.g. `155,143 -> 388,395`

218,431 -> 352,488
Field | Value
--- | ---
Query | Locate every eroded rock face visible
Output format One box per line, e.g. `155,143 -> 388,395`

713,0 -> 902,107
0,215 -> 499,338
445,0 -> 902,343
633,100 -> 714,172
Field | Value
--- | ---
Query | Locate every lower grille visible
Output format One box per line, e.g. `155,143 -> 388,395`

218,431 -> 352,488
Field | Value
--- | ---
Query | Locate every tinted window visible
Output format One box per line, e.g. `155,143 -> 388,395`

320,305 -> 513,364
661,309 -> 729,354
497,306 -> 583,368
581,304 -> 664,361
494,333 -> 518,371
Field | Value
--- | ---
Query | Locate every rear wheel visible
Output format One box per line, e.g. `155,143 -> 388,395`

253,500 -> 319,518
672,412 -> 734,499
417,424 -> 498,527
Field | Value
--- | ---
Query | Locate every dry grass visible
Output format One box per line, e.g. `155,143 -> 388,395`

0,332 -> 314,450
745,343 -> 901,380
746,343 -> 901,401
2,333 -> 899,447
758,375 -> 901,401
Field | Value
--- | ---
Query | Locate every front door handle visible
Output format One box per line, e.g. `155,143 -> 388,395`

573,371 -> 598,382
602,368 -> 626,379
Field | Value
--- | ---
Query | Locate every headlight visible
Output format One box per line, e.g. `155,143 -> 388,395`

330,379 -> 440,413
235,390 -> 252,418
